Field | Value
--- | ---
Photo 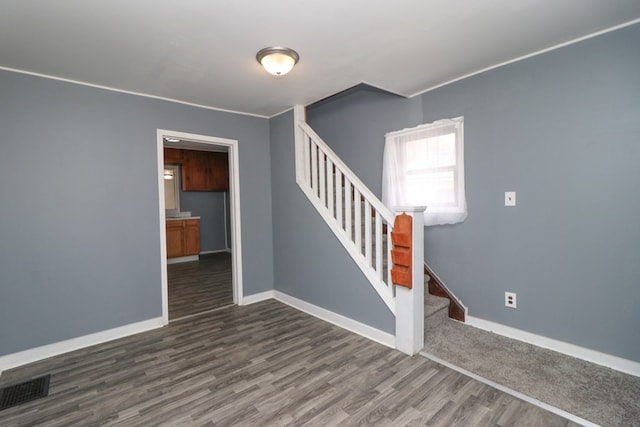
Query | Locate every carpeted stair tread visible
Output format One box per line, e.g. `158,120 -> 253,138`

424,293 -> 449,318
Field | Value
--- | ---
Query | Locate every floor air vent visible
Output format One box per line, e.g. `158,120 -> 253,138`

0,375 -> 50,411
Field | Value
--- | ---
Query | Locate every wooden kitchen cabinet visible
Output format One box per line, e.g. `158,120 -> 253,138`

163,147 -> 229,192
208,152 -> 229,191
182,151 -> 229,192
182,150 -> 210,190
166,219 -> 200,258
184,219 -> 200,255
163,147 -> 184,163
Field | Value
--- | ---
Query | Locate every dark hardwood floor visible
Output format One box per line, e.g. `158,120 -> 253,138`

168,252 -> 233,320
0,300 -> 579,426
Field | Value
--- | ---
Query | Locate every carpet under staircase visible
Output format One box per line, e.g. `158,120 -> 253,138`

422,274 -> 640,427
424,281 -> 450,329
343,194 -> 639,424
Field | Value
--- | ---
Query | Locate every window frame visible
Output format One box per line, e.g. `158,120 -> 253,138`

382,117 -> 467,226
163,164 -> 181,214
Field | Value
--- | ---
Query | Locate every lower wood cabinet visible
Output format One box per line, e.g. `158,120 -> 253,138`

166,219 -> 200,258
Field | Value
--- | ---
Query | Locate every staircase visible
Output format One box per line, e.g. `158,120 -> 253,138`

294,107 -> 399,313
293,105 -> 466,355
424,264 -> 466,322
425,283 -> 451,329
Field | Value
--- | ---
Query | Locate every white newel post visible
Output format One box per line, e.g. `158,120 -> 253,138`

293,105 -> 305,185
394,206 -> 426,356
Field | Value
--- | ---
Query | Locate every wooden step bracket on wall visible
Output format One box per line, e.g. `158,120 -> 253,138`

390,213 -> 413,289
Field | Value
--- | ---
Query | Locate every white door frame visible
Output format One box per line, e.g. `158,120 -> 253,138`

156,129 -> 244,325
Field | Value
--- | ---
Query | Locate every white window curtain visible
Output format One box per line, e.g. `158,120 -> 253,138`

382,117 -> 467,226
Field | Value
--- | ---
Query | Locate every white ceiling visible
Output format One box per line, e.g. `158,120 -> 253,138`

2,1 -> 640,118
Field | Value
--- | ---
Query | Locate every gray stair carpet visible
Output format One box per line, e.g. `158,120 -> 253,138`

422,296 -> 640,427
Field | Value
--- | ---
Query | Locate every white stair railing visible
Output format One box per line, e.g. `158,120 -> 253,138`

294,106 -> 396,313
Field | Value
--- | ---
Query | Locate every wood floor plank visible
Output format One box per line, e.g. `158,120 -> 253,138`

1,292 -> 581,426
168,252 -> 233,320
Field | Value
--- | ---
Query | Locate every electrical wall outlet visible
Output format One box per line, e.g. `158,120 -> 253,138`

505,292 -> 517,308
505,191 -> 516,206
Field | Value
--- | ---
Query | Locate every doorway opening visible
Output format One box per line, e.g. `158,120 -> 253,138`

156,129 -> 244,324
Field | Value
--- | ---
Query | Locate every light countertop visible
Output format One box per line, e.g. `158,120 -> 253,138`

166,216 -> 200,221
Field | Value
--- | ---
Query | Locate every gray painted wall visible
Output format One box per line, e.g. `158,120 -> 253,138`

419,24 -> 640,361
180,191 -> 228,252
269,110 -> 395,334
305,24 -> 640,361
307,89 -> 423,197
0,70 -> 273,356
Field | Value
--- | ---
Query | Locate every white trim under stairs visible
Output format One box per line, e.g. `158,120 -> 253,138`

226,290 -> 396,348
274,291 -> 396,348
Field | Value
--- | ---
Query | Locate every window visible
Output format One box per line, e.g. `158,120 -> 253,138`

382,117 -> 467,226
163,164 -> 181,213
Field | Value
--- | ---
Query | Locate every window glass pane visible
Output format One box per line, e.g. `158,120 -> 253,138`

163,165 -> 180,211
404,133 -> 456,171
405,138 -> 426,170
435,134 -> 456,167
164,175 -> 177,210
406,170 -> 456,205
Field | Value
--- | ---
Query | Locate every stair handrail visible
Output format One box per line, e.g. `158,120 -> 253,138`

297,121 -> 395,225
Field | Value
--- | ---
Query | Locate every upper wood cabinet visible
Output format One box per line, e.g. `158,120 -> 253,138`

163,147 -> 184,164
208,152 -> 229,192
163,148 -> 229,192
182,151 -> 229,192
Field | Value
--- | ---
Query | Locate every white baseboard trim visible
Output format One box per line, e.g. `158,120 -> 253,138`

0,317 -> 164,375
466,316 -> 640,377
167,255 -> 198,264
241,290 -> 274,305
273,291 -> 395,349
199,249 -> 229,255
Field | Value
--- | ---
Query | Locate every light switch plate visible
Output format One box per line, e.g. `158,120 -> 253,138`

505,191 -> 516,206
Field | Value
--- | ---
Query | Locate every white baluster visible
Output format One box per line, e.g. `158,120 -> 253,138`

336,171 -> 342,227
303,134 -> 311,186
375,211 -> 382,280
310,142 -> 318,195
344,178 -> 352,237
386,223 -> 393,286
354,189 -> 361,253
327,159 -> 334,218
365,200 -> 372,267
319,151 -> 326,207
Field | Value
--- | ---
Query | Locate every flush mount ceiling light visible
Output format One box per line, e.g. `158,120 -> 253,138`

164,170 -> 174,180
256,47 -> 299,76
165,137 -> 180,143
